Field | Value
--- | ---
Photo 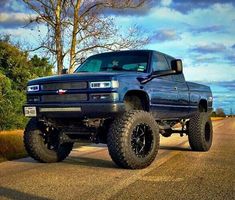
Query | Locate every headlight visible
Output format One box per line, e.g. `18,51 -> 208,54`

27,85 -> 40,92
90,80 -> 119,89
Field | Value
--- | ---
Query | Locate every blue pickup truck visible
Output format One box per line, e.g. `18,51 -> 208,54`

23,50 -> 213,169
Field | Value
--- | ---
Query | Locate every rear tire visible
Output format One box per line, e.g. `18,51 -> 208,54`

24,118 -> 73,163
188,113 -> 213,151
107,110 -> 160,169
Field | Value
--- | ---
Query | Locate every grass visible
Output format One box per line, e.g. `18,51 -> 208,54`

0,130 -> 86,163
211,117 -> 225,121
0,130 -> 27,162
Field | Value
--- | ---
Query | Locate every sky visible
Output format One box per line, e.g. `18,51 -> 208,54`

0,0 -> 235,114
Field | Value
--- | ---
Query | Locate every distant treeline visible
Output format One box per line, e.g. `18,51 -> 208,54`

211,108 -> 226,117
0,39 -> 53,130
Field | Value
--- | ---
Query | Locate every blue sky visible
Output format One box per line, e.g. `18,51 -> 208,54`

0,0 -> 235,114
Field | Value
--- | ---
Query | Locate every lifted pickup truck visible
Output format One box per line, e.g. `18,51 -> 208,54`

23,50 -> 213,169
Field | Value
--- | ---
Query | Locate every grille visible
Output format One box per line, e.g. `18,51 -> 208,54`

42,94 -> 87,102
42,82 -> 87,91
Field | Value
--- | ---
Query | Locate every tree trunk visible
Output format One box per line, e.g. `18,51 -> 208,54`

55,0 -> 63,74
69,0 -> 82,74
22,0 -> 149,74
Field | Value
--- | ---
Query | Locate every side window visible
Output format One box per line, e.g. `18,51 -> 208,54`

152,53 -> 170,72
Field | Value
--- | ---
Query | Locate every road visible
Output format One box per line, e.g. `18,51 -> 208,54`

0,118 -> 234,200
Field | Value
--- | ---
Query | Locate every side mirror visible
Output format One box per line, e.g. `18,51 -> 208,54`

171,59 -> 183,74
61,68 -> 68,74
138,69 -> 175,84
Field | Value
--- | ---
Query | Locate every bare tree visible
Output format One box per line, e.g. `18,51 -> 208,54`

23,0 -> 150,74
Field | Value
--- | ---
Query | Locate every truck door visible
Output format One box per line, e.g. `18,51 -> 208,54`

147,52 -> 179,119
166,56 -> 190,117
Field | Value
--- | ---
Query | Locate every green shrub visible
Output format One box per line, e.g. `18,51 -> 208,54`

0,73 -> 28,130
0,40 -> 53,130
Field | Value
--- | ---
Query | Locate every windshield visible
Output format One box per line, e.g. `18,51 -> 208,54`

75,52 -> 149,73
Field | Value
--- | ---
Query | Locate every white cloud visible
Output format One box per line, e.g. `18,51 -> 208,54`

191,43 -> 226,54
0,12 -> 37,28
161,0 -> 172,7
150,7 -> 184,21
151,29 -> 181,42
184,65 -> 235,82
1,27 -> 34,37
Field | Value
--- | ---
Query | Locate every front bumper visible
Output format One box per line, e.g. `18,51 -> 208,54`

23,103 -> 126,118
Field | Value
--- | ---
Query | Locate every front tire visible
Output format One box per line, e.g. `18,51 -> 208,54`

107,110 -> 160,169
24,118 -> 73,163
188,113 -> 213,151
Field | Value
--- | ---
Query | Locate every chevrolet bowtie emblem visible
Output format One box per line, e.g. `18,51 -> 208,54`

57,89 -> 67,95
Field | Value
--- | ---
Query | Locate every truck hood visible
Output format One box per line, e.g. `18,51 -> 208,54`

28,72 -> 142,85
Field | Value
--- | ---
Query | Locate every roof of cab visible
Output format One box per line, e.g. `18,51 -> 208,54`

89,50 -> 174,59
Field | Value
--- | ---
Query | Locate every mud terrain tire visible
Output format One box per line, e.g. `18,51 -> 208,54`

188,113 -> 213,151
107,110 -> 160,169
24,118 -> 73,163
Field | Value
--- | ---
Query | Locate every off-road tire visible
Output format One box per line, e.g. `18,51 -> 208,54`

24,118 -> 73,163
107,110 -> 160,169
188,112 -> 213,151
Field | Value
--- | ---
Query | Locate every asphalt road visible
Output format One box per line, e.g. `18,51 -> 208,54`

0,118 -> 234,200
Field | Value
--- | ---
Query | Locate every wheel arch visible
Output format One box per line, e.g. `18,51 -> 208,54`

198,99 -> 208,112
123,90 -> 150,111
